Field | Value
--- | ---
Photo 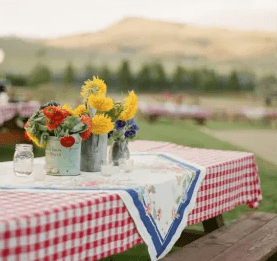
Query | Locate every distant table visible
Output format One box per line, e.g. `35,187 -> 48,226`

227,107 -> 277,122
138,102 -> 212,124
0,101 -> 40,126
0,140 -> 262,261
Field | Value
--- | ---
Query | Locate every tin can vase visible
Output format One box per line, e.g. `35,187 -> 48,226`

45,134 -> 82,176
109,140 -> 130,166
80,134 -> 108,172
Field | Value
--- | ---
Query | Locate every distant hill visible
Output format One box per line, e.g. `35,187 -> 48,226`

0,17 -> 276,77
41,17 -> 276,63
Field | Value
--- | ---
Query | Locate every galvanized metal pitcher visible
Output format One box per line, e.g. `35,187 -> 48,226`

80,133 -> 108,172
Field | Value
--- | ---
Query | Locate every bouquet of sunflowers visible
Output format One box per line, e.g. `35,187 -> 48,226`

24,76 -> 138,148
79,76 -> 139,139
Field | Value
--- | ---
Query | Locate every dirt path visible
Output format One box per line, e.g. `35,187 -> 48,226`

200,128 -> 277,165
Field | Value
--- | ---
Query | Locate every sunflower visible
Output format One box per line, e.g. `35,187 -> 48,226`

118,91 -> 138,121
73,105 -> 87,117
80,76 -> 107,101
62,104 -> 74,115
25,131 -> 46,148
91,114 -> 114,135
87,94 -> 114,112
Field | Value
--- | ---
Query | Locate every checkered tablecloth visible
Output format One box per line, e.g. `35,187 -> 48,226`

0,101 -> 40,126
0,103 -> 18,126
16,101 -> 40,118
0,140 -> 262,261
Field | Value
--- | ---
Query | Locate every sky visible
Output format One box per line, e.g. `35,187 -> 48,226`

0,0 -> 276,39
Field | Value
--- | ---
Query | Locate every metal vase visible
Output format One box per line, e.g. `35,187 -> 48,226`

109,140 -> 130,166
80,133 -> 108,172
45,134 -> 81,176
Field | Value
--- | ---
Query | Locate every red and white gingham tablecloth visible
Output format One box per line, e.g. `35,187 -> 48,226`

0,102 -> 40,126
0,140 -> 262,261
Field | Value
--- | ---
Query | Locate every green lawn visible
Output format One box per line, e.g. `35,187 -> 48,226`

1,118 -> 276,261
206,119 -> 274,130
0,145 -> 45,162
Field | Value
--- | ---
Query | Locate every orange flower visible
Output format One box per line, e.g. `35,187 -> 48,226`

24,131 -> 31,140
42,106 -> 58,119
80,115 -> 92,140
50,108 -> 68,125
60,108 -> 71,118
46,120 -> 59,131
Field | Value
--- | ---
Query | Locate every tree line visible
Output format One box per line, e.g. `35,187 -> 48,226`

5,60 -> 258,93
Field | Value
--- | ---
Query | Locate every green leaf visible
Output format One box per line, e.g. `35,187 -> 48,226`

176,196 -> 181,204
151,186 -> 156,193
37,124 -> 48,132
62,116 -> 77,130
183,180 -> 187,189
33,116 -> 45,122
153,208 -> 157,219
71,122 -> 88,133
138,194 -> 144,202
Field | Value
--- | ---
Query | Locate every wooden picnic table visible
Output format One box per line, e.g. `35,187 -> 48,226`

0,140 -> 262,261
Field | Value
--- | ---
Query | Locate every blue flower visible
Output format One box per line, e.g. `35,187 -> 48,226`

124,129 -> 136,138
115,120 -> 126,130
129,118 -> 139,131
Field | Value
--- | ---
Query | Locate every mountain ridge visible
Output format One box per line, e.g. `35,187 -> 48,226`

40,17 -> 276,63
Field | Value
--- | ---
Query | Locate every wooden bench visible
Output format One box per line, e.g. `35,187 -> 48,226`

162,212 -> 277,261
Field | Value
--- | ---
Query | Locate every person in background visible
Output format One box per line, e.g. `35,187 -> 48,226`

0,83 -> 9,105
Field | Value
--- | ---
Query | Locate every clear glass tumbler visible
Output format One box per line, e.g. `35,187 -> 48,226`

13,144 -> 34,177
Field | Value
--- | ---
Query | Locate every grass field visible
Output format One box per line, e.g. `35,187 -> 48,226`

206,119 -> 275,130
1,118 -> 276,261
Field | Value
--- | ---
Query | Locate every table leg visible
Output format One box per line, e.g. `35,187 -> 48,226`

174,229 -> 207,247
175,215 -> 224,247
202,214 -> 224,233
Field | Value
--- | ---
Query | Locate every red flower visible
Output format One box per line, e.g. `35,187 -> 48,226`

42,106 -> 57,119
46,120 -> 59,131
80,115 -> 92,141
60,136 -> 75,147
24,122 -> 30,129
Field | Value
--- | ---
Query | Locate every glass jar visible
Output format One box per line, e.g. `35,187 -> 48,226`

109,140 -> 130,166
13,144 -> 34,177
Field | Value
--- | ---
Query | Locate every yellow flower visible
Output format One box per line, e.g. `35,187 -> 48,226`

91,114 -> 114,135
62,104 -> 74,115
80,76 -> 107,101
88,94 -> 114,112
73,105 -> 87,117
26,131 -> 46,148
119,91 -> 138,121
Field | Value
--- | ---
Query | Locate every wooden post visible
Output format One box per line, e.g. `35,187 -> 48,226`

202,214 -> 224,233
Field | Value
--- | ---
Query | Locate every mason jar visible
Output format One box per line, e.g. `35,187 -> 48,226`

13,144 -> 34,177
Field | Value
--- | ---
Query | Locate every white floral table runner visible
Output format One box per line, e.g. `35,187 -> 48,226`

0,153 -> 206,260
